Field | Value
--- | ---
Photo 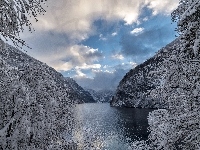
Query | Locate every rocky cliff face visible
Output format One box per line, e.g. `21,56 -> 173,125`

0,41 -> 89,149
110,39 -> 181,108
85,89 -> 114,103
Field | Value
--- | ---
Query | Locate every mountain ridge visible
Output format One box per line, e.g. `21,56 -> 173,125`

110,38 -> 181,108
84,88 -> 114,103
0,41 -> 94,104
0,40 -> 93,149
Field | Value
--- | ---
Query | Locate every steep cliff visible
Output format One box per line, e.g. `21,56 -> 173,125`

65,77 -> 95,103
111,1 -> 200,149
110,39 -> 181,108
0,40 -> 88,149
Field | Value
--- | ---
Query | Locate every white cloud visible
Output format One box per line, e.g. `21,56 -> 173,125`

21,0 -> 179,43
130,27 -> 144,35
18,0 -> 179,82
86,48 -> 98,54
145,0 -> 179,15
129,61 -> 137,67
56,62 -> 74,71
74,68 -> 127,91
74,62 -> 138,90
27,0 -> 149,42
143,17 -> 148,21
112,32 -> 118,36
136,20 -> 141,26
76,70 -> 86,77
37,45 -> 103,72
75,63 -> 101,70
103,65 -> 109,69
99,34 -> 107,41
112,54 -> 124,60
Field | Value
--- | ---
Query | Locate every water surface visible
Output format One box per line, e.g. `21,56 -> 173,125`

69,103 -> 154,150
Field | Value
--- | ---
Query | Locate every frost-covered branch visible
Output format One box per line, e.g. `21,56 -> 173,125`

0,0 -> 47,46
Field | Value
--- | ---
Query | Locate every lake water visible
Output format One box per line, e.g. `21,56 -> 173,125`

68,103 -> 154,150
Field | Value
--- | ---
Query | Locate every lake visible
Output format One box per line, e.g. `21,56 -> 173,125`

67,103 -> 154,150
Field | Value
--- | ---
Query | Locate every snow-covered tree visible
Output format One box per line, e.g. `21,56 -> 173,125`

0,0 -> 47,46
172,0 -> 200,58
131,1 -> 200,149
0,40 -> 77,149
146,1 -> 200,149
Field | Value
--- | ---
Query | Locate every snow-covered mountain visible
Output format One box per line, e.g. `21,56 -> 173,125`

0,41 -> 94,104
65,77 -> 95,103
0,40 -> 92,149
130,1 -> 200,149
85,89 -> 114,103
110,39 -> 181,108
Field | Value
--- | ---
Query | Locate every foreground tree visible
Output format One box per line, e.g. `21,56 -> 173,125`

172,0 -> 200,58
0,40 -> 77,149
0,0 -> 47,46
0,1 -> 79,149
132,0 -> 200,149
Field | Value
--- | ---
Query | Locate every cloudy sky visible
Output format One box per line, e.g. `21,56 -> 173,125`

14,0 -> 179,91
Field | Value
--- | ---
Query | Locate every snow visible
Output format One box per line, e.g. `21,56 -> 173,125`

0,41 -> 80,149
112,0 -> 200,149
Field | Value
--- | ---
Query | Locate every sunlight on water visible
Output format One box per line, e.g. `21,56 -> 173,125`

66,103 -> 154,150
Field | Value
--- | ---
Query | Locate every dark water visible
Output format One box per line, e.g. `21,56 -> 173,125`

68,103 -> 154,150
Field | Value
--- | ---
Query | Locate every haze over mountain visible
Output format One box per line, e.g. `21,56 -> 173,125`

85,89 -> 114,103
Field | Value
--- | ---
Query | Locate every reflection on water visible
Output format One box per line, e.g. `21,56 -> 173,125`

68,103 -> 154,150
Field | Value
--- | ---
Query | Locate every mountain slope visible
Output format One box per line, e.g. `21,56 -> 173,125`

85,89 -> 114,103
65,77 -> 95,103
0,40 -> 84,149
0,41 -> 93,104
110,39 -> 181,108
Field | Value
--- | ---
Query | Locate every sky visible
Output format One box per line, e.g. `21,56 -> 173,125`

11,0 -> 179,91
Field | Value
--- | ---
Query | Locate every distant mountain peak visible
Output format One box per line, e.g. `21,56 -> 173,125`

84,88 -> 114,103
